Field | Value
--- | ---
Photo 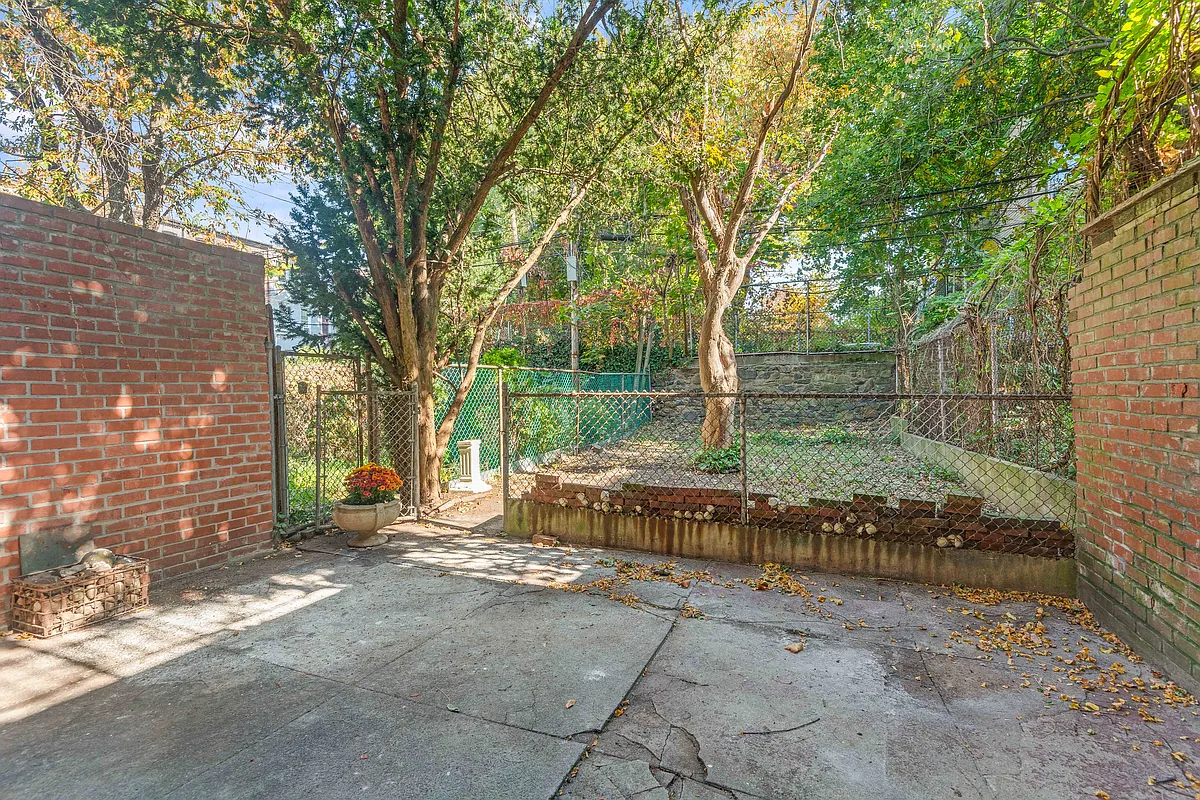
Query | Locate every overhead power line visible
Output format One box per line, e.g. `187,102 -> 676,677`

858,167 -> 1075,207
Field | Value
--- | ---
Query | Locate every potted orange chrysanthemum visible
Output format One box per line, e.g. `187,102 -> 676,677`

332,463 -> 404,548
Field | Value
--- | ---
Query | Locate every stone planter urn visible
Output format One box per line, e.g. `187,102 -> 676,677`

332,501 -> 401,548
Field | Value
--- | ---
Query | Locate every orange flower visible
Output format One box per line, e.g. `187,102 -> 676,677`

343,463 -> 403,504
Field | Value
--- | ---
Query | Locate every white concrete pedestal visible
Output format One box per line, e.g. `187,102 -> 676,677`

449,439 -> 491,493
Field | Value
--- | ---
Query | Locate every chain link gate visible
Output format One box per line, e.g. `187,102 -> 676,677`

315,388 -> 419,521
272,351 -> 363,532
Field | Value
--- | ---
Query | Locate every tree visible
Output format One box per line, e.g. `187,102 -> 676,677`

661,0 -> 833,447
1086,0 -> 1199,218
0,0 -> 286,227
797,0 -> 1121,389
102,0 -> 697,502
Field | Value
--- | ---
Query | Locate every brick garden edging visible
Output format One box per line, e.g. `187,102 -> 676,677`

511,475 -> 1076,595
523,474 -> 1074,559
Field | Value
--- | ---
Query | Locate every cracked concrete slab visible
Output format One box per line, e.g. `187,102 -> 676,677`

0,648 -> 340,800
218,559 -> 505,681
164,686 -> 583,800
4,521 -> 1198,800
593,616 -> 991,799
358,586 -> 674,737
562,754 -> 668,799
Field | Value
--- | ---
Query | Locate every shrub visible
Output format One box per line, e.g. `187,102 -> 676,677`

481,346 -> 526,367
342,463 -> 403,505
691,445 -> 741,474
809,427 -> 863,445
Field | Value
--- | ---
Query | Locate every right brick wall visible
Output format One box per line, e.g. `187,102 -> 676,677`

1073,159 -> 1200,694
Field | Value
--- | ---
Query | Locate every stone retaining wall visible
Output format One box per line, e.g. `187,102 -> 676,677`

659,351 -> 897,394
654,351 -> 898,423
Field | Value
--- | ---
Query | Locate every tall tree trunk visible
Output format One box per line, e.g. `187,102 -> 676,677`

697,294 -> 738,447
672,0 -> 827,447
416,361 -> 442,507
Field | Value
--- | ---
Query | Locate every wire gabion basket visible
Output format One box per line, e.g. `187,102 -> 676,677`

11,557 -> 149,638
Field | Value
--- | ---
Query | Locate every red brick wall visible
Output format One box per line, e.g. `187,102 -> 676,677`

0,194 -> 275,618
1072,160 -> 1200,694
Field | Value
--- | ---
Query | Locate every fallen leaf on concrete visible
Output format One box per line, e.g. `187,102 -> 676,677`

784,642 -> 805,653
565,699 -> 576,709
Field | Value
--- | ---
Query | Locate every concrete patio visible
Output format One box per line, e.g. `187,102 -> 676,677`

2,512 -> 1196,800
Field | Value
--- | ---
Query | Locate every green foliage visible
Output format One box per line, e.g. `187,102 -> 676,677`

912,293 -> 966,339
481,347 -> 526,367
797,0 -> 1118,352
1088,0 -> 1199,212
1,1 -> 289,228
691,445 -> 741,474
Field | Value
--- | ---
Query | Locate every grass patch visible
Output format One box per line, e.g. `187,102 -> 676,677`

753,427 -> 865,447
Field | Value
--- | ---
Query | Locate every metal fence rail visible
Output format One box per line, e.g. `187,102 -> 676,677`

503,391 -> 1075,558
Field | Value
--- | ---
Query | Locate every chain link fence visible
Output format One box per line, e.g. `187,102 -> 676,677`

435,365 -> 648,487
730,309 -> 896,354
314,389 -> 418,521
273,354 -> 645,529
274,351 -> 363,529
909,308 -> 1071,396
504,391 -> 1075,559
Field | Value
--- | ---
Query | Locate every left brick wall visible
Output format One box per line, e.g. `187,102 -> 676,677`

0,193 -> 276,620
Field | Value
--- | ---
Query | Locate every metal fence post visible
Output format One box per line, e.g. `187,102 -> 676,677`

314,387 -> 323,522
365,358 -> 378,463
739,394 -> 749,525
499,372 -> 509,511
805,281 -> 812,353
411,383 -> 421,520
989,325 -> 1000,454
268,345 -> 288,524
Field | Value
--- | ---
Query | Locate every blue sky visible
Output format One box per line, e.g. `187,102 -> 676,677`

226,176 -> 298,243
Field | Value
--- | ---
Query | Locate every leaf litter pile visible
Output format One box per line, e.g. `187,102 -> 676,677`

547,556 -> 1199,794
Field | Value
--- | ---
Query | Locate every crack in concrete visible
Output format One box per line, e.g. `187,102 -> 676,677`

916,647 -> 996,800
659,671 -> 712,687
